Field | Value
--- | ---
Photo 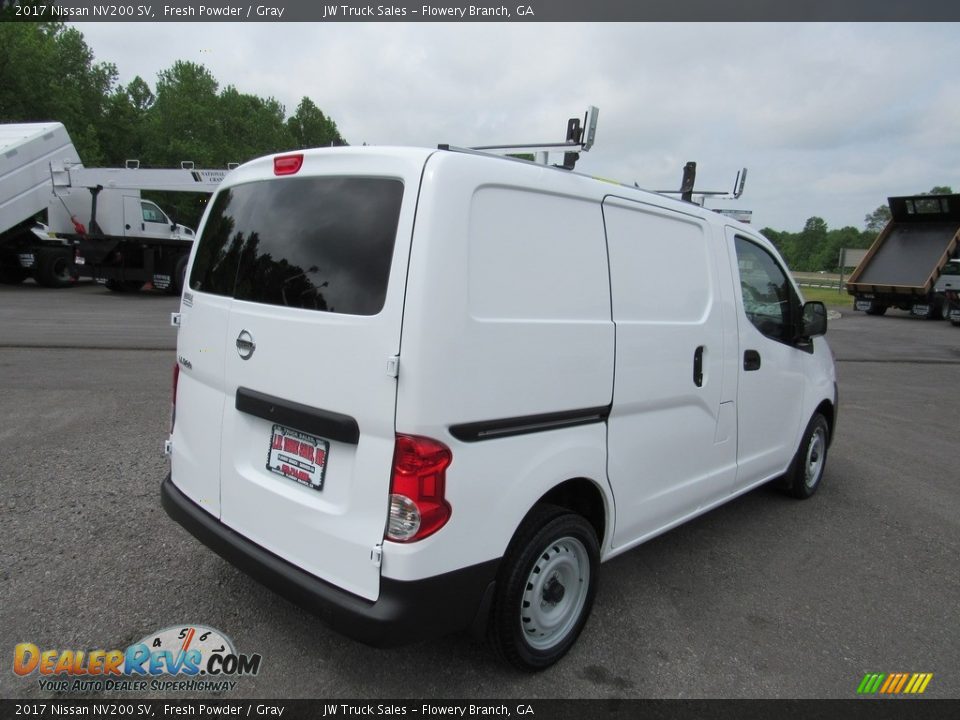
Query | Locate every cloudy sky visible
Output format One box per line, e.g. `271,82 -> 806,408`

73,22 -> 959,232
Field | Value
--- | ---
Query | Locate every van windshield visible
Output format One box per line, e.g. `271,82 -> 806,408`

189,176 -> 404,315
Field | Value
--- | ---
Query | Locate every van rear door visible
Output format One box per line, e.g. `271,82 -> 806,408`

184,151 -> 423,601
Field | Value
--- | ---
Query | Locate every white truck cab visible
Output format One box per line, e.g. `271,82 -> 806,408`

48,188 -> 194,241
163,146 -> 837,670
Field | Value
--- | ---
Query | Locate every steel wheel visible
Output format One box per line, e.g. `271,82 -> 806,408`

488,504 -> 599,671
783,412 -> 830,499
803,424 -> 827,490
521,536 -> 590,650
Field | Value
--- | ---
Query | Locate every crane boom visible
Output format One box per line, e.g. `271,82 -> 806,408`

51,163 -> 228,194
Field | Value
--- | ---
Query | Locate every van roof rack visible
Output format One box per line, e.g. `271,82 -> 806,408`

655,161 -> 747,204
439,105 -> 599,170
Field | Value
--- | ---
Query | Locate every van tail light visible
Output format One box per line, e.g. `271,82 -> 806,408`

386,435 -> 452,543
170,362 -> 180,433
273,154 -> 303,176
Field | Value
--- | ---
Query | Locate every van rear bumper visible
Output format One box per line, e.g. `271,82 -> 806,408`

161,473 -> 499,647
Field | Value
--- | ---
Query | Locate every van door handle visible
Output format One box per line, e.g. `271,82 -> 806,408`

743,349 -> 761,371
693,346 -> 704,387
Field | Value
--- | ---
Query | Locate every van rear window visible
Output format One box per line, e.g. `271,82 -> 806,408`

189,177 -> 404,315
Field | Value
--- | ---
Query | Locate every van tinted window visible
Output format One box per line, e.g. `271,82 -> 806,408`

190,177 -> 404,315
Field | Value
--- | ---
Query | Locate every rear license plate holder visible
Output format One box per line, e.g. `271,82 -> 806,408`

266,424 -> 329,491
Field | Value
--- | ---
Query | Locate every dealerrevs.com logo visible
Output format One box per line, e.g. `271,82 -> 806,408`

13,625 -> 262,693
857,672 -> 934,695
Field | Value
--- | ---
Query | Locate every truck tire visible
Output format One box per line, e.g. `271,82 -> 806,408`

488,504 -> 599,671
864,303 -> 886,316
35,248 -> 76,288
0,267 -> 29,284
781,413 -> 830,500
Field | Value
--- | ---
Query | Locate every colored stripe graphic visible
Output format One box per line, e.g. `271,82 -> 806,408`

857,672 -> 932,695
857,673 -> 885,694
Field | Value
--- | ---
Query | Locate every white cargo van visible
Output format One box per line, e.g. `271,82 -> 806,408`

162,146 -> 837,670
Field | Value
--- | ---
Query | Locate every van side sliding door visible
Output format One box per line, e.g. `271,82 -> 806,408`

603,198 -> 737,547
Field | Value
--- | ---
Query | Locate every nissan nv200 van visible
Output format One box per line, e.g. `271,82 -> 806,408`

162,146 -> 836,670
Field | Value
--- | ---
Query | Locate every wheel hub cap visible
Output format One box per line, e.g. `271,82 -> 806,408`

542,575 -> 566,605
520,536 -> 590,650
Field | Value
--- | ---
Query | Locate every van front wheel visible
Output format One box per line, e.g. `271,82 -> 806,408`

489,505 -> 599,671
782,413 -> 830,499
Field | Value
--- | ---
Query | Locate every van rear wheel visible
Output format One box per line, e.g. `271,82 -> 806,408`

488,505 -> 598,671
781,413 -> 830,499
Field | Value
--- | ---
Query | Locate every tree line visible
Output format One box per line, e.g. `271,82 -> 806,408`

0,22 -> 345,224
0,21 -> 953,266
0,22 -> 345,167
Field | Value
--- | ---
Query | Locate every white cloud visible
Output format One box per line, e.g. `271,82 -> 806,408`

73,21 -> 960,231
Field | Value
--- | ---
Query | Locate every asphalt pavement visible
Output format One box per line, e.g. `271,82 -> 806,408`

1,284 -> 957,699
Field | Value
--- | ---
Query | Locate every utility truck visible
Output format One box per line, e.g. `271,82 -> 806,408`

846,194 -> 960,319
0,122 -> 227,292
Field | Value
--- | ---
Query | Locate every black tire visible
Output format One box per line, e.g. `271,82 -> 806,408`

864,302 -> 886,316
104,279 -> 144,293
488,505 -> 599,671
951,319 -> 960,328
35,248 -> 76,288
168,254 -> 189,295
781,413 -> 830,499
0,267 -> 29,284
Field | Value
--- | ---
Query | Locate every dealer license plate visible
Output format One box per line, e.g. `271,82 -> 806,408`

266,424 -> 329,491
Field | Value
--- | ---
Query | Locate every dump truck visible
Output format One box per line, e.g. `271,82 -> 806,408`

0,122 -> 81,286
0,122 -> 226,292
847,194 -> 960,319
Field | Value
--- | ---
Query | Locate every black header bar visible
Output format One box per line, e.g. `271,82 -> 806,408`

3,0 -> 959,22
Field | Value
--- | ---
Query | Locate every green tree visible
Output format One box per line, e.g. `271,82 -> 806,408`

216,86 -> 292,163
145,61 -> 222,167
791,217 -> 827,272
100,76 -> 155,165
286,97 -> 346,149
815,226 -> 862,272
0,22 -> 117,163
863,204 -> 891,233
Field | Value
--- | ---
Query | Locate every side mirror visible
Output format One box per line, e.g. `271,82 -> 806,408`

800,301 -> 827,339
